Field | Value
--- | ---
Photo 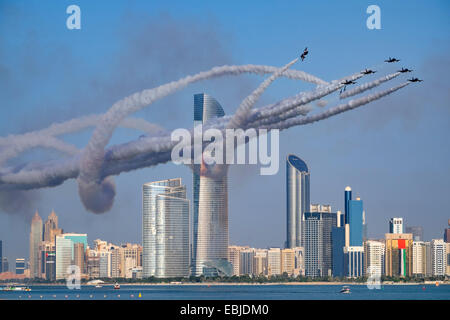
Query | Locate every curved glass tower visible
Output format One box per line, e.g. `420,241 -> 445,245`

286,155 -> 310,248
193,93 -> 230,276
143,178 -> 190,278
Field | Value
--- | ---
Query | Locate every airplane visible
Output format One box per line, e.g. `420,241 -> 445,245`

361,68 -> 376,75
341,79 -> 357,85
300,47 -> 308,61
397,67 -> 413,73
385,57 -> 400,63
339,80 -> 356,93
408,77 -> 423,82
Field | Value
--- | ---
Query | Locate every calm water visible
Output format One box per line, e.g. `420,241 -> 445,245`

0,284 -> 449,300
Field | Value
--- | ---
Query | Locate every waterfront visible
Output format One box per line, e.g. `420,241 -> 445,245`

0,284 -> 448,300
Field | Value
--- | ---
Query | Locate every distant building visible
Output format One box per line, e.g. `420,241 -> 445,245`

142,178 -> 190,278
444,220 -> 450,243
73,243 -> 85,274
348,198 -> 364,246
43,210 -> 62,243
405,226 -> 423,242
344,246 -> 364,278
303,212 -> 323,277
55,235 -> 73,280
2,257 -> 9,273
280,248 -> 295,276
29,211 -> 42,278
286,155 -> 310,248
389,218 -> 403,234
385,233 -> 413,277
0,240 -> 2,273
412,241 -> 427,276
15,258 -> 25,275
39,242 -> 56,280
332,226 -> 346,277
431,239 -> 446,276
253,249 -> 268,276
293,247 -> 305,276
364,240 -> 385,277
239,249 -> 255,276
228,246 -> 247,276
267,248 -> 281,276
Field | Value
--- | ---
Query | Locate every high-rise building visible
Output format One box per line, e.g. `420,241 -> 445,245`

293,247 -> 305,276
344,246 -> 364,278
405,226 -> 423,242
55,235 -> 73,280
364,240 -> 385,277
143,178 -> 190,278
228,246 -> 244,276
2,257 -> 9,273
412,241 -> 427,276
344,186 -> 352,224
385,233 -> 413,277
267,248 -> 281,276
348,198 -> 363,246
286,155 -> 310,248
444,220 -> 450,243
431,239 -> 446,276
446,243 -> 450,276
43,210 -> 62,243
121,243 -> 142,278
424,241 -> 433,277
73,243 -> 85,274
29,211 -> 42,278
38,241 -> 56,280
389,218 -> 404,234
239,249 -> 255,276
110,245 -> 122,278
332,226 -> 346,277
192,94 -> 230,277
15,258 -> 25,275
0,240 -> 2,273
309,204 -> 337,276
303,212 -> 324,277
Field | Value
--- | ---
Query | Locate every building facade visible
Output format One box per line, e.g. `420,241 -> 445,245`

431,239 -> 446,276
389,218 -> 404,234
286,155 -> 310,248
364,240 -> 385,277
29,211 -> 42,278
385,233 -> 413,277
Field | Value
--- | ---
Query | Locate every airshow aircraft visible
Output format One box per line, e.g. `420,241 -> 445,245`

408,77 -> 423,82
385,57 -> 400,63
398,68 -> 413,73
339,80 -> 356,93
361,68 -> 376,75
300,47 -> 308,61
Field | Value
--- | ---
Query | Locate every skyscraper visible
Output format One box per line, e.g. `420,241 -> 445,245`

43,210 -> 62,243
344,186 -> 352,224
389,218 -> 404,234
431,239 -> 446,276
142,178 -> 190,278
29,211 -> 42,278
192,93 -> 230,277
412,241 -> 427,276
444,220 -> 450,243
332,226 -> 346,277
303,212 -> 323,277
55,235 -> 73,280
0,240 -> 2,273
348,198 -> 363,246
364,240 -> 385,277
286,155 -> 310,248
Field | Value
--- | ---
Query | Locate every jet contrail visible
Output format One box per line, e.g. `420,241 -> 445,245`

227,58 -> 299,129
265,82 -> 410,130
339,72 -> 401,99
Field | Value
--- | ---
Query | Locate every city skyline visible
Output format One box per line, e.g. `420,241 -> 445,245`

0,0 -> 449,266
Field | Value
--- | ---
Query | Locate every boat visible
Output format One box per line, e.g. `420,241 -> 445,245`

2,286 -> 31,291
113,283 -> 120,290
339,286 -> 351,294
95,284 -> 103,288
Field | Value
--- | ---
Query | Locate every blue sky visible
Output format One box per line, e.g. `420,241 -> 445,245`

0,0 -> 449,263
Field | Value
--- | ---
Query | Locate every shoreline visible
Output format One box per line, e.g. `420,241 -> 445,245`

3,281 -> 448,286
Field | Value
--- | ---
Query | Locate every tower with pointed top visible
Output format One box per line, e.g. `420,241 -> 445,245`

29,211 -> 42,278
43,210 -> 62,243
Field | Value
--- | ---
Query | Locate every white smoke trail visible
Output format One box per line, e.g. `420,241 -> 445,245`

227,58 -> 299,129
339,72 -> 401,99
265,82 -> 410,130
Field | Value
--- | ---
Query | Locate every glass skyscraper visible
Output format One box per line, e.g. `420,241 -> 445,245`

348,199 -> 363,246
29,211 -> 42,278
286,155 -> 310,248
142,178 -> 190,278
192,93 -> 230,277
303,212 -> 323,277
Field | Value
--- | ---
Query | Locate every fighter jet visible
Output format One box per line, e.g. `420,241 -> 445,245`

339,80 -> 356,93
341,79 -> 357,85
361,68 -> 376,75
385,57 -> 400,63
397,68 -> 413,73
408,77 -> 423,82
300,47 -> 308,61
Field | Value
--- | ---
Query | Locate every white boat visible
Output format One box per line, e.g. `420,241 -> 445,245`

114,283 -> 120,290
339,286 -> 351,294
